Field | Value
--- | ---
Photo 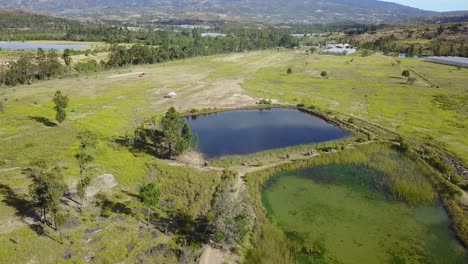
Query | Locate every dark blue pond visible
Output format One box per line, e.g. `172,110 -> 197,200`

0,41 -> 89,51
186,108 -> 350,158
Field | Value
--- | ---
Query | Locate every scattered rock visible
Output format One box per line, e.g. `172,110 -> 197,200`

85,174 -> 118,199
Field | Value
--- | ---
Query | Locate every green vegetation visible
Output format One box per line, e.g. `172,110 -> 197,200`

211,171 -> 249,247
52,90 -> 69,124
76,130 -> 98,207
29,163 -> 68,229
348,23 -> 468,57
257,99 -> 273,105
139,183 -> 160,224
320,70 -> 328,78
243,52 -> 468,164
160,107 -> 195,158
245,144 -> 467,263
262,165 -> 465,263
1,48 -> 466,262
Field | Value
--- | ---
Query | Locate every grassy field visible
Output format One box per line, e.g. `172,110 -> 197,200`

0,49 -> 467,262
243,52 -> 468,163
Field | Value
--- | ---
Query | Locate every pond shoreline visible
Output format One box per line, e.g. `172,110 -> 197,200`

184,105 -> 351,159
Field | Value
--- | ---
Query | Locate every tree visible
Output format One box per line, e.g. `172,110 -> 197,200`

286,67 -> 293,75
75,130 -> 98,208
320,71 -> 328,78
52,90 -> 69,124
160,107 -> 187,158
139,183 -> 160,225
29,166 -> 67,228
62,49 -> 73,73
401,70 -> 411,78
29,161 -> 49,223
46,168 -> 68,230
55,212 -> 67,244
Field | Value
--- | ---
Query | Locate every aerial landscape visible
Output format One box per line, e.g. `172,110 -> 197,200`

0,0 -> 467,263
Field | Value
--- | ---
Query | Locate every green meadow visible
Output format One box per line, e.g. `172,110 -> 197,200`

243,53 -> 468,163
1,49 -> 467,262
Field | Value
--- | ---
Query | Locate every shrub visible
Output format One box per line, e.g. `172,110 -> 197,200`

286,67 -> 293,74
396,137 -> 411,153
75,60 -> 100,73
258,99 -> 272,105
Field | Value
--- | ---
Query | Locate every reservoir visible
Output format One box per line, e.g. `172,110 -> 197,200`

186,108 -> 349,158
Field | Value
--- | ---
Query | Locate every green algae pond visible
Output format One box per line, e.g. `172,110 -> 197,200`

262,165 -> 467,263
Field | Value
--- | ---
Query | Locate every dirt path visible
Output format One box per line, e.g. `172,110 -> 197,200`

0,167 -> 21,173
107,72 -> 145,78
199,246 -> 229,264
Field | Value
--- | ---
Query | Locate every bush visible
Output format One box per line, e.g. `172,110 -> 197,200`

258,99 -> 272,105
348,117 -> 355,124
397,137 -> 411,154
74,60 -> 100,73
287,67 -> 293,74
402,70 -> 411,77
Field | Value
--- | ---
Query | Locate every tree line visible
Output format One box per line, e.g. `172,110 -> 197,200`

0,26 -> 300,87
0,49 -> 64,86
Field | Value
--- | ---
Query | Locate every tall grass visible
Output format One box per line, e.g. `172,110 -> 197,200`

243,143 -> 454,262
247,143 -> 436,204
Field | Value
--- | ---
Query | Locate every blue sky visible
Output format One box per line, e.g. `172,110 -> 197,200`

387,0 -> 468,11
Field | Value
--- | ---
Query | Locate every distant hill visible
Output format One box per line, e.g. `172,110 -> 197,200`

0,0 -> 436,23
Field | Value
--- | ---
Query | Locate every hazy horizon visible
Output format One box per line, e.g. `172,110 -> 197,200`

387,0 -> 468,12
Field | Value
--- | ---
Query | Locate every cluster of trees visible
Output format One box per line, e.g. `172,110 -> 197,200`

105,29 -> 299,68
1,26 -> 302,87
27,128 -> 99,242
350,34 -> 468,57
0,49 -> 64,86
129,107 -> 197,159
28,160 -> 68,242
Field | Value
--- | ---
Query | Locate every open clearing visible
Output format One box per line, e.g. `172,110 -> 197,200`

1,50 -> 467,263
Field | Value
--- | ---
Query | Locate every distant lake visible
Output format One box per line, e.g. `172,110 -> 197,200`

0,42 -> 89,51
398,53 -> 419,58
186,108 -> 350,158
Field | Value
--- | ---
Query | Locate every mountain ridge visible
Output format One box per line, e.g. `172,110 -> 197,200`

0,0 -> 437,23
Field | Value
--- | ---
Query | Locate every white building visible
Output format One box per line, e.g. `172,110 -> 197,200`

165,92 -> 177,98
322,43 -> 356,55
201,33 -> 227,38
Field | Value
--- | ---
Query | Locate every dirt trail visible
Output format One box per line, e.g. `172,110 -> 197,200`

107,72 -> 145,78
199,246 -> 232,264
0,167 -> 21,173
